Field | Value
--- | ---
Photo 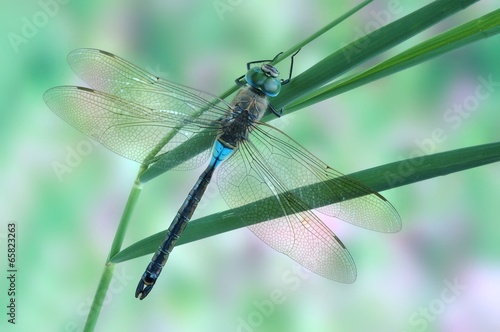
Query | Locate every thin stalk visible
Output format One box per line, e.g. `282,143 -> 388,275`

83,265 -> 115,332
83,167 -> 145,332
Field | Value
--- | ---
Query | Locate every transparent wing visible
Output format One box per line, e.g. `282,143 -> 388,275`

247,123 -> 401,233
217,122 -> 401,281
44,49 -> 235,169
218,137 -> 356,282
44,86 -> 220,169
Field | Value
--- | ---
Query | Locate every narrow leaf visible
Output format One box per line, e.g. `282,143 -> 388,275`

266,0 -> 481,118
288,9 -> 500,112
112,142 -> 500,263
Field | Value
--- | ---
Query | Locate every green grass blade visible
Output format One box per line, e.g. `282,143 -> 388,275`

139,0 -> 480,183
84,178 -> 143,331
288,9 -> 500,112
83,265 -> 115,332
266,0 -> 481,120
112,142 -> 500,263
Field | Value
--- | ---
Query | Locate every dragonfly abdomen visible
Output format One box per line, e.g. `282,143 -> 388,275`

135,164 -> 215,299
135,139 -> 235,300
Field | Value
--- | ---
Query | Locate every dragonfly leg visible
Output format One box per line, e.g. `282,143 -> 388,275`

235,75 -> 246,87
280,48 -> 301,85
268,103 -> 283,117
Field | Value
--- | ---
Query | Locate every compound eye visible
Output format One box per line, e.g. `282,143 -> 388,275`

262,77 -> 281,97
245,67 -> 266,87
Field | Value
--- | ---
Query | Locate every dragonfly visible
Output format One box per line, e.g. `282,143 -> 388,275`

44,48 -> 401,300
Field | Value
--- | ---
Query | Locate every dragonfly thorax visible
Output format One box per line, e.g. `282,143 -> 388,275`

218,87 -> 268,148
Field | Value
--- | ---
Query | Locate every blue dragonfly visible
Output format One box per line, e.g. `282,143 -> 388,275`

44,49 -> 401,300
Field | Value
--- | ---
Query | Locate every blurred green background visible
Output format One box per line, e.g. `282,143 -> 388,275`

1,0 -> 499,331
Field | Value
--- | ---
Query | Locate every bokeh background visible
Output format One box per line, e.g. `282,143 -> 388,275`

1,0 -> 499,331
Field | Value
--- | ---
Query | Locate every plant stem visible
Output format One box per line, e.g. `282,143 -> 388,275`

83,168 -> 145,332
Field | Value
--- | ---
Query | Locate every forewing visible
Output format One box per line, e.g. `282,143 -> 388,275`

217,141 -> 356,282
248,123 -> 401,232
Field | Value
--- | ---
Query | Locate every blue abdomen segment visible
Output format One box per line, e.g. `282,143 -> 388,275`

210,140 -> 235,168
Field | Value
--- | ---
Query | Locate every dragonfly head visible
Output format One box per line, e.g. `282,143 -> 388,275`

245,64 -> 281,97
